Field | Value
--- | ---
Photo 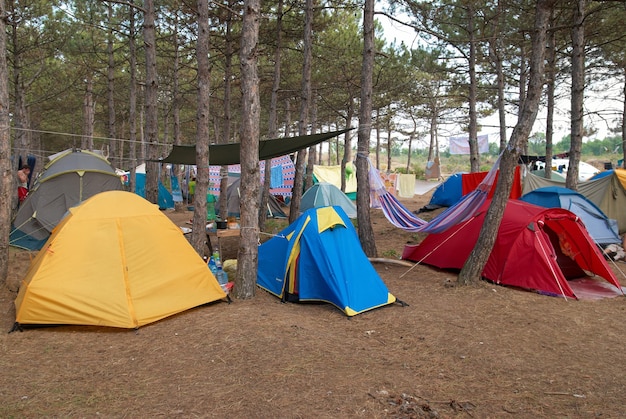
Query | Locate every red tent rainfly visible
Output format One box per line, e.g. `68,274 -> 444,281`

402,199 -> 623,300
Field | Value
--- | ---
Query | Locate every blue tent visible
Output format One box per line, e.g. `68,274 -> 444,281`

429,173 -> 464,207
520,186 -> 621,246
257,206 -> 396,316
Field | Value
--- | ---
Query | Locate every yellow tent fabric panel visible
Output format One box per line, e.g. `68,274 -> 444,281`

316,207 -> 346,233
15,191 -> 225,328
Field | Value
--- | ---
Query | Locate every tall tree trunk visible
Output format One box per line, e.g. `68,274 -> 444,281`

107,3 -> 117,168
8,1 -> 30,183
545,10 -> 555,179
191,0 -> 211,256
172,11 -> 184,212
220,3 -> 235,221
260,0 -> 283,228
143,0 -> 159,205
82,75 -> 94,150
567,0 -> 585,190
375,108 -> 381,169
519,41 -> 528,155
235,0 -> 261,298
341,100 -> 353,193
458,0 -> 556,285
356,0 -> 377,257
492,0 -> 507,152
0,0 -> 11,285
128,1 -> 138,193
288,0 -> 313,224
467,4 -> 479,172
386,118 -> 393,173
304,97 -> 317,191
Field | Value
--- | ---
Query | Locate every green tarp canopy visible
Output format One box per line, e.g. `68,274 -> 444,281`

159,129 -> 351,166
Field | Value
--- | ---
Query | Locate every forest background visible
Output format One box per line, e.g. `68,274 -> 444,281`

0,0 -> 625,293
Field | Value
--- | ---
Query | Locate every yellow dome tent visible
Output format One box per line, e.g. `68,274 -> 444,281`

14,191 -> 226,329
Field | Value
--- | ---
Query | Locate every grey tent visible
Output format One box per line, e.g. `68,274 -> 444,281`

216,177 -> 287,218
10,149 -> 124,250
300,182 -> 357,218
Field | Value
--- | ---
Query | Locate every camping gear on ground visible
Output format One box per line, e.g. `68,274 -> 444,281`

10,149 -> 124,250
300,182 -> 356,218
257,206 -> 396,316
402,199 -> 623,300
13,190 -> 226,329
520,186 -> 621,246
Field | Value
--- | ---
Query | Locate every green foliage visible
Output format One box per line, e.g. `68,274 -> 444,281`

381,249 -> 400,259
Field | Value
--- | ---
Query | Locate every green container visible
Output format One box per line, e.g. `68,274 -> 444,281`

206,193 -> 216,220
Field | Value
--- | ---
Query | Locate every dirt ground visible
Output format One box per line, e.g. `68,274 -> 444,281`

2,189 -> 626,418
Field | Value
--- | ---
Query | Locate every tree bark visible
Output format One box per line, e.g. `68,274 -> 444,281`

467,5 -> 479,172
567,0 -> 585,190
0,0 -> 11,286
288,0 -> 313,224
235,0 -> 261,299
458,0 -> 557,285
260,0 -> 283,228
143,0 -> 159,205
356,0 -> 377,257
128,1 -> 138,194
107,3 -> 117,169
191,0 -> 211,257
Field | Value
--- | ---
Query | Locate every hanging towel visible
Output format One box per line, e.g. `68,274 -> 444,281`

398,174 -> 415,198
270,164 -> 283,188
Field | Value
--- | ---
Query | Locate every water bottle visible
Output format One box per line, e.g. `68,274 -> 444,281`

216,266 -> 228,286
212,251 -> 222,269
207,256 -> 217,275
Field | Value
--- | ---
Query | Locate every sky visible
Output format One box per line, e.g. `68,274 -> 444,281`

377,14 -> 623,147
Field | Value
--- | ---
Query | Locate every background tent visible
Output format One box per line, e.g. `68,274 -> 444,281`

523,169 -> 626,234
426,167 -> 522,209
428,173 -> 464,207
131,163 -> 174,209
402,199 -> 622,300
257,206 -> 396,316
300,182 -> 357,218
10,149 -> 123,250
519,186 -> 621,246
14,191 -> 225,329
216,177 -> 287,218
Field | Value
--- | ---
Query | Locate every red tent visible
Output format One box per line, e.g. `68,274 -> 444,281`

402,199 -> 622,299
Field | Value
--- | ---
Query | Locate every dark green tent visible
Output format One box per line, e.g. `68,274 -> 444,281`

159,129 -> 351,166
